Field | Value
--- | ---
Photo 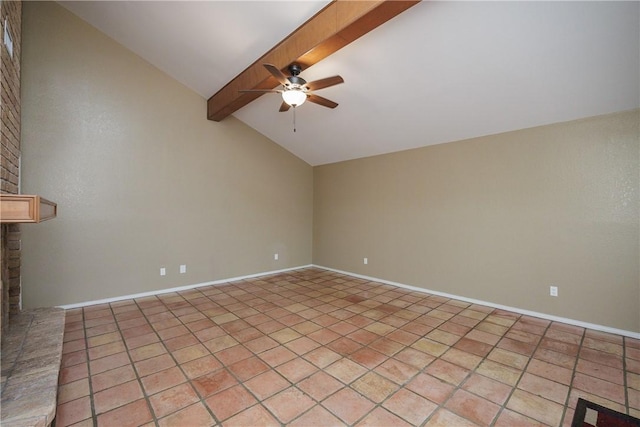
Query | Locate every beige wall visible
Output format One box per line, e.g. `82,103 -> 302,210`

314,110 -> 640,332
20,2 -> 313,308
19,2 -> 640,333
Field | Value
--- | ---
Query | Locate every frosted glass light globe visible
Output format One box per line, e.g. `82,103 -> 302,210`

282,89 -> 307,107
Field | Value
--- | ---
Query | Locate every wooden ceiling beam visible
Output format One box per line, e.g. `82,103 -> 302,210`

207,0 -> 420,122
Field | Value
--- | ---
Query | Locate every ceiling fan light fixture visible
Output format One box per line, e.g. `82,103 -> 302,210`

282,89 -> 306,107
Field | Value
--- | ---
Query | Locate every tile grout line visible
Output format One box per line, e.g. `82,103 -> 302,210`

443,307 -> 524,427
84,274 -> 464,424
166,276 -> 336,425
508,316 -> 556,426
561,326 -> 587,426
55,268 -> 638,427
500,318 -> 568,427
414,301 -> 497,426
268,275 -> 376,426
622,337 -> 631,415
84,308 -> 98,427
85,301 -> 156,426
131,296 -> 176,427
258,274 -> 423,425
413,300 -> 482,427
153,289 -> 225,425
461,310 -> 519,427
172,288 -> 230,426
197,285 -> 291,426
69,307 -> 96,427
325,276 -> 417,426
80,274 -> 460,426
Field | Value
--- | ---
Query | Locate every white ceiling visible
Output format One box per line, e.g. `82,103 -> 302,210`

59,1 -> 639,166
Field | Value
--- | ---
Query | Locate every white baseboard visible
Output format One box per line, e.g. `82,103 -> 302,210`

58,265 -> 313,310
58,263 -> 639,340
313,264 -> 640,340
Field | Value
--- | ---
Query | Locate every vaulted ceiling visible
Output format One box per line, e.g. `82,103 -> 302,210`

59,1 -> 639,166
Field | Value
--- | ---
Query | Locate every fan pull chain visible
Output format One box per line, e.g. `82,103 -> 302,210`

293,106 -> 297,132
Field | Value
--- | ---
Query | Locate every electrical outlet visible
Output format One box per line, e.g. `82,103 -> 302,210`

160,267 -> 166,276
180,265 -> 186,274
363,257 -> 368,265
550,286 -> 558,297
274,253 -> 279,260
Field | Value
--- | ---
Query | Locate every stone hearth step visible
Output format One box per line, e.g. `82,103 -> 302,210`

1,307 -> 66,427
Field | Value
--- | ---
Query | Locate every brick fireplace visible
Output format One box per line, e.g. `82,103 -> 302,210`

1,0 -> 23,332
1,4 -> 65,426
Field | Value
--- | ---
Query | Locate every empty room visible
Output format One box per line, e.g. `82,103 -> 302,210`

1,1 -> 638,426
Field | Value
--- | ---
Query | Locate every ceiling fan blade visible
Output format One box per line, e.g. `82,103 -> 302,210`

307,94 -> 338,109
239,89 -> 281,93
305,75 -> 344,91
279,101 -> 291,112
264,64 -> 289,86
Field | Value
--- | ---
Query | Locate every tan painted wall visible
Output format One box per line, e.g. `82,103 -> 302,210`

314,110 -> 640,332
19,2 -> 639,333
20,2 -> 313,308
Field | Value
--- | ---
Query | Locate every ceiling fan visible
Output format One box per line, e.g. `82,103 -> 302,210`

241,63 -> 344,112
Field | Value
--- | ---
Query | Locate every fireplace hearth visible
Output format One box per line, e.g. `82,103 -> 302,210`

1,307 -> 65,426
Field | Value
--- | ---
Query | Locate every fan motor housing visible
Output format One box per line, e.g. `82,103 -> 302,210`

287,64 -> 306,86
288,64 -> 303,75
288,76 -> 306,86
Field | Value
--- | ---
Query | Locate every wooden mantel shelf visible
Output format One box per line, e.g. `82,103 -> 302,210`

0,194 -> 57,223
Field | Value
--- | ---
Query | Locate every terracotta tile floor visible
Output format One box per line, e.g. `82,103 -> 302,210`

55,268 -> 640,426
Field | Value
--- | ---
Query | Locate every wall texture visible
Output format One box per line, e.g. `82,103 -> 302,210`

314,110 -> 639,332
20,2 -> 313,308
18,1 -> 640,334
1,0 -> 22,330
